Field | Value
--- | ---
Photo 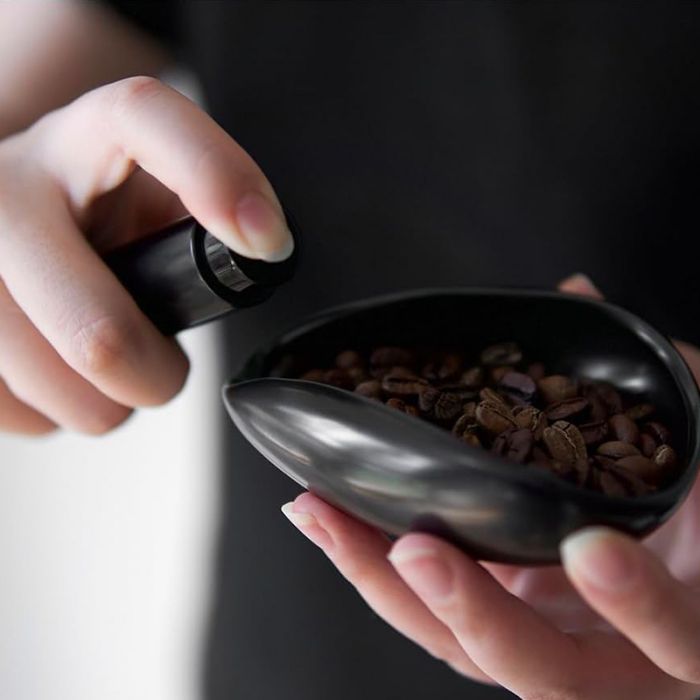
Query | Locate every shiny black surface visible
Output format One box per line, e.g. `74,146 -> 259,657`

224,289 -> 700,564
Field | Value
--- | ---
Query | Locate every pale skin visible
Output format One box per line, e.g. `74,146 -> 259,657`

1,4 -> 699,698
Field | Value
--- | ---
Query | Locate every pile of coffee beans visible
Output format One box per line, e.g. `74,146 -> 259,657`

296,342 -> 679,497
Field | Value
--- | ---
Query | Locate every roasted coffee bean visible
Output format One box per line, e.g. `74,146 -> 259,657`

386,397 -> 419,416
461,401 -> 478,422
507,428 -> 534,463
301,368 -> 326,382
626,403 -> 655,422
526,362 -> 546,381
479,387 -> 511,410
639,432 -> 657,457
583,385 -> 610,422
435,384 -> 478,401
382,373 -> 428,397
461,366 -> 485,388
347,367 -> 368,386
370,346 -> 415,368
545,397 -> 590,422
597,470 -> 630,497
616,455 -> 658,483
499,371 -> 537,402
579,421 -> 609,446
537,375 -> 578,405
531,446 -> 553,470
355,380 -> 381,399
490,365 -> 515,383
597,441 -> 641,459
322,369 -> 354,389
419,387 -> 462,421
335,350 -> 364,369
653,445 -> 677,475
513,406 -> 546,440
644,421 -> 671,445
594,457 -> 651,496
437,352 -> 464,381
608,414 -> 640,445
476,400 -> 517,434
481,342 -> 522,366
543,421 -> 587,466
595,382 -> 623,414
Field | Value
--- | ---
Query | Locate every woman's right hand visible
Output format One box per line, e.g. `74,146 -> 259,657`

0,76 -> 294,435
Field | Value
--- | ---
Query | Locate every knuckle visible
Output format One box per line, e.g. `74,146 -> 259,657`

108,76 -> 165,117
69,314 -> 134,379
79,405 -> 132,436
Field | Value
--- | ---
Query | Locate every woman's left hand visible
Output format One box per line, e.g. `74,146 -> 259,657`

281,274 -> 700,700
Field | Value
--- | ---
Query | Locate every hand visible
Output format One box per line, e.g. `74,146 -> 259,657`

281,274 -> 700,700
0,76 -> 293,435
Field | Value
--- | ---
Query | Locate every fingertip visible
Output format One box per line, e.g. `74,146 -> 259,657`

558,273 -> 604,299
561,526 -> 639,593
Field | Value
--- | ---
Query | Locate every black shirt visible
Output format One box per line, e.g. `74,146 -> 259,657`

107,3 -> 700,698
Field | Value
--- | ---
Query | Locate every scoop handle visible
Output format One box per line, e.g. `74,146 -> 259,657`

105,215 -> 297,334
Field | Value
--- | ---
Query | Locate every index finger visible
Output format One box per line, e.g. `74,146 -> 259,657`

34,76 -> 294,262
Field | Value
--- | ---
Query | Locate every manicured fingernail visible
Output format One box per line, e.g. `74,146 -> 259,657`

281,502 -> 333,550
389,545 -> 454,601
236,191 -> 294,261
561,527 -> 637,592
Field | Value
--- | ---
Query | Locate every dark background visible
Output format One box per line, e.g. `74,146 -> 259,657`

109,2 -> 700,698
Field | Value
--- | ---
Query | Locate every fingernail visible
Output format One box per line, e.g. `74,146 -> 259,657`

563,273 -> 602,296
388,545 -> 454,601
236,191 -> 294,262
561,527 -> 638,593
281,502 -> 333,550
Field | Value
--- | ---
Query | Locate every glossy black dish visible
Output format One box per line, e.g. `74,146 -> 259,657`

223,289 -> 700,564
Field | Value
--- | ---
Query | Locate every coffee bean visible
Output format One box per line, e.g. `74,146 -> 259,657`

476,400 -> 517,434
355,380 -> 382,399
513,406 -> 547,440
490,365 -> 515,383
435,384 -> 478,401
616,455 -> 658,483
347,367 -> 368,386
499,371 -> 537,402
526,362 -> 546,381
301,368 -> 326,382
653,445 -> 677,477
481,342 -> 522,366
545,397 -> 590,422
537,375 -> 578,404
597,441 -> 641,459
644,421 -> 671,445
322,369 -> 354,390
583,386 -> 610,422
639,433 -> 657,458
479,387 -> 511,411
386,397 -> 419,417
608,414 -> 640,445
370,346 -> 415,368
461,401 -> 477,422
595,382 -> 623,414
626,403 -> 655,422
335,350 -> 364,369
419,387 -> 462,421
543,421 -> 587,466
461,366 -> 485,388
597,470 -> 630,497
382,373 -> 428,397
579,421 -> 609,446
